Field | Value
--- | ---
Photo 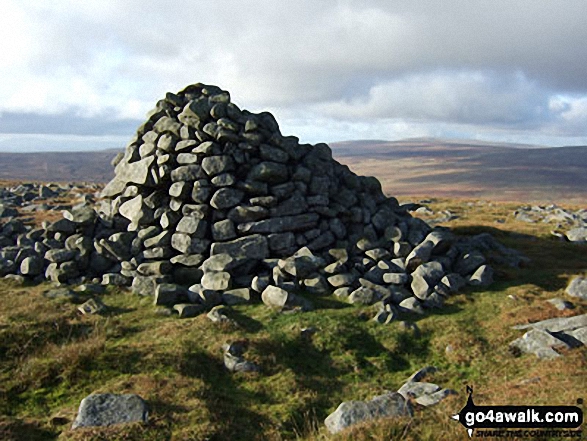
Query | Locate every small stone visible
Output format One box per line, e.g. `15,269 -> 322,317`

546,298 -> 574,311
78,298 -> 106,315
173,303 -> 205,318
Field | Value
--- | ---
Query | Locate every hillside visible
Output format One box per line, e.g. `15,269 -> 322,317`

332,139 -> 587,203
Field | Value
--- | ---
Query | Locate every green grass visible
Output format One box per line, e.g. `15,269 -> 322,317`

0,198 -> 586,440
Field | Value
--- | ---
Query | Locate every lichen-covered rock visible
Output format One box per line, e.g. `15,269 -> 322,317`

72,393 -> 148,429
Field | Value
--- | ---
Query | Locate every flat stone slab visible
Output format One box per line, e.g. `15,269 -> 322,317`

72,393 -> 148,429
509,329 -> 570,359
512,314 -> 587,333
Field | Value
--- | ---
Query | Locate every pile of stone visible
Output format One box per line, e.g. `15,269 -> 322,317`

513,204 -> 587,242
0,83 -> 525,319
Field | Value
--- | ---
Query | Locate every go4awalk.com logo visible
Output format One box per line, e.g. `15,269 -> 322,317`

451,387 -> 583,438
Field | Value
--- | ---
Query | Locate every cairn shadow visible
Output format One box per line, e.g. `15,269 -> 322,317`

225,308 -> 264,333
451,225 -> 587,293
178,349 -> 272,441
0,416 -> 58,441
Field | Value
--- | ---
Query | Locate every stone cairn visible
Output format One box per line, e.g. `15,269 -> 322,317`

0,83 -> 525,319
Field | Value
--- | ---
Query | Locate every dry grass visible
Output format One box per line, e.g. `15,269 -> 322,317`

0,196 -> 586,440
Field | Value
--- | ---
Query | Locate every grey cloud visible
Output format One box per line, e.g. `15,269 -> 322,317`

4,0 -> 587,146
0,110 -> 142,136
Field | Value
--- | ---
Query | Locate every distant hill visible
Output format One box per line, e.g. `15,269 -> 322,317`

0,149 -> 119,183
331,138 -> 587,202
1,139 -> 586,202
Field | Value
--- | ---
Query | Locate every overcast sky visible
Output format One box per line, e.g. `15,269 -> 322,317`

1,0 -> 587,152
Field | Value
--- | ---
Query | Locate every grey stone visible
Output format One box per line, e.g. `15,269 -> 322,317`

227,205 -> 268,223
173,303 -> 205,318
383,272 -> 409,285
454,251 -> 486,276
222,288 -> 252,305
210,188 -> 244,210
137,261 -> 172,276
410,261 -> 444,300
72,393 -> 148,429
202,155 -> 234,176
261,285 -> 295,308
566,327 -> 587,345
210,234 -> 268,260
201,253 -> 244,273
566,276 -> 587,301
176,215 -> 207,237
248,161 -> 288,184
302,274 -> 330,295
102,273 -> 130,286
251,275 -> 270,293
546,298 -> 574,311
415,389 -> 458,407
567,227 -> 587,242
131,275 -> 164,296
398,297 -> 425,314
324,392 -> 412,434
45,248 -> 77,264
237,213 -> 320,234
102,156 -> 154,196
509,329 -> 570,359
328,273 -> 357,288
63,206 -> 96,225
398,382 -> 441,400
224,352 -> 260,373
348,286 -> 377,305
154,283 -> 186,306
405,240 -> 434,271
438,273 -> 466,294
212,219 -> 237,241
78,298 -> 106,315
19,255 -> 44,276
207,305 -> 231,323
468,264 -> 494,286
170,254 -> 205,267
201,271 -> 232,291
512,314 -> 587,333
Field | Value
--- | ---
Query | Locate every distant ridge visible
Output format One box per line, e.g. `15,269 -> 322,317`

1,140 -> 586,202
0,149 -> 118,183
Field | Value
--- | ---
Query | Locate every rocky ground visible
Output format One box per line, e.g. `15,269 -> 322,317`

0,183 -> 587,439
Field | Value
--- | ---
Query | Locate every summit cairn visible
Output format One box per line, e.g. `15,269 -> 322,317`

1,83 -> 525,317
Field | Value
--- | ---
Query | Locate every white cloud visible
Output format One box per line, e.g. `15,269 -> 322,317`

1,0 -> 587,149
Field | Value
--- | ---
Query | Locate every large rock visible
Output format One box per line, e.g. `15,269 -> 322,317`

72,393 -> 148,429
566,276 -> 587,301
324,392 -> 412,434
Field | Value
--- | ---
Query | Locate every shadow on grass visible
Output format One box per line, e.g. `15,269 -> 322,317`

225,308 -> 264,333
178,349 -> 271,441
452,225 -> 587,292
0,416 -> 58,441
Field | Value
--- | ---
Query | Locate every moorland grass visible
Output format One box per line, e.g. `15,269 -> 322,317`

0,198 -> 585,440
